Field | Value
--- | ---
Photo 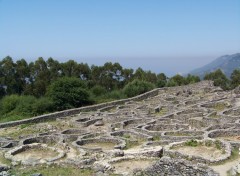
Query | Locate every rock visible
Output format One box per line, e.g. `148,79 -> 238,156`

31,174 -> 42,176
0,171 -> 10,176
111,149 -> 124,157
234,86 -> 240,94
94,120 -> 104,126
0,165 -> 9,172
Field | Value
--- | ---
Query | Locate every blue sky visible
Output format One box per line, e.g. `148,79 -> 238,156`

0,0 -> 239,76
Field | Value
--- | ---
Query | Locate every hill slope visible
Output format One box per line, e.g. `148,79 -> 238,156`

189,53 -> 240,78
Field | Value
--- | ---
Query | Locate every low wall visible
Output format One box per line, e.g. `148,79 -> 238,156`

139,156 -> 219,176
164,139 -> 231,165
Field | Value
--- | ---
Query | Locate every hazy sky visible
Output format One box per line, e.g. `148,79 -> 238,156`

0,0 -> 239,76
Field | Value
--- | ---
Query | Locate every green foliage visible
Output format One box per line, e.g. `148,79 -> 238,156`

185,74 -> 200,84
123,79 -> 155,98
32,97 -> 54,115
14,95 -> 37,115
10,165 -> 93,176
170,74 -> 185,86
47,77 -> 91,110
0,87 -> 6,99
0,95 -> 54,122
91,85 -> 107,96
214,140 -> 222,150
0,95 -> 21,114
205,140 -> 212,147
0,56 -> 215,123
185,139 -> 198,147
231,69 -> 240,88
204,69 -> 230,90
153,135 -> 161,141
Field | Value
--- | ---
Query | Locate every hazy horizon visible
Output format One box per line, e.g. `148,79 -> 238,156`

0,0 -> 239,76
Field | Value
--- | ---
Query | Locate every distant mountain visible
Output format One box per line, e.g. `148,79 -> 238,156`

189,53 -> 240,78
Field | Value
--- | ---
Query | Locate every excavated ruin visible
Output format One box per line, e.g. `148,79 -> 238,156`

1,81 -> 240,175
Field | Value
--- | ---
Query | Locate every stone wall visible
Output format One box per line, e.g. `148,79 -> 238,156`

138,156 -> 219,176
163,139 -> 231,165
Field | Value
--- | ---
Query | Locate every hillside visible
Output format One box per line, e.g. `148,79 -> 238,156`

0,81 -> 240,175
189,53 -> 240,78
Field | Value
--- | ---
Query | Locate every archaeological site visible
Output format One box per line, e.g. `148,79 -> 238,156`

1,81 -> 240,176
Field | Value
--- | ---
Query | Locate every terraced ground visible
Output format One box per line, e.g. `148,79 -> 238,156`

0,81 -> 240,175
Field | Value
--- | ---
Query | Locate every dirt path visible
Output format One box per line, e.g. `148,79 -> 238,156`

210,158 -> 240,176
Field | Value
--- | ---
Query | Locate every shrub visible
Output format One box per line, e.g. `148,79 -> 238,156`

32,97 -> 54,115
14,96 -> 37,115
0,95 -> 21,114
185,139 -> 198,147
47,77 -> 91,110
91,85 -> 107,96
123,79 -> 155,98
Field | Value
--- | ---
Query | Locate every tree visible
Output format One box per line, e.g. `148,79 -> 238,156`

156,73 -> 167,88
47,77 -> 91,110
204,69 -> 230,90
61,60 -> 79,77
123,79 -> 155,98
170,74 -> 185,86
47,57 -> 61,81
230,69 -> 240,88
185,74 -> 200,84
31,57 -> 50,97
15,59 -> 30,94
0,56 -> 19,94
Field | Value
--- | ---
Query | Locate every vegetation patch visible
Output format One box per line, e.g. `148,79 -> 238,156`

184,139 -> 199,147
10,164 -> 93,176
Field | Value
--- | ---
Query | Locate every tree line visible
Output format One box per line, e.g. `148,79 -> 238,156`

0,56 -> 239,122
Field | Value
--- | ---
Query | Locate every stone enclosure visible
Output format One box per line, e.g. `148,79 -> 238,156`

0,81 -> 240,175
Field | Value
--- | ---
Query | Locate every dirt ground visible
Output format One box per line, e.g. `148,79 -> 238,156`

14,148 -> 58,161
112,159 -> 155,174
83,142 -> 116,150
173,145 -> 223,160
217,136 -> 240,142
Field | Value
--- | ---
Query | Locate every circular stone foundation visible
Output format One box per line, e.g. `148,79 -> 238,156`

74,138 -> 125,151
110,158 -> 157,175
144,124 -> 188,132
208,129 -> 240,143
164,139 -> 231,164
5,143 -> 65,165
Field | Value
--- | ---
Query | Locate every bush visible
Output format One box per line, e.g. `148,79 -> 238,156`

123,79 -> 155,98
47,77 -> 91,110
185,139 -> 198,147
0,95 -> 21,114
32,97 -> 54,115
14,96 -> 37,115
91,85 -> 107,96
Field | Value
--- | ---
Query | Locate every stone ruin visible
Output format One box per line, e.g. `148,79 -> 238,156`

0,81 -> 240,175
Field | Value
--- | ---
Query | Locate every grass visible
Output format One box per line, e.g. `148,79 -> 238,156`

0,114 -> 31,123
155,108 -> 167,116
208,111 -> 221,118
0,152 -> 11,165
213,147 -> 240,166
184,139 -> 198,147
123,134 -> 131,139
213,103 -> 226,112
0,120 -> 69,140
153,135 -> 161,141
124,139 -> 145,150
0,126 -> 42,140
10,165 -> 94,176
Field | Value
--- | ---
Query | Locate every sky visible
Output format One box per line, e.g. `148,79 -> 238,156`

0,0 -> 240,76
